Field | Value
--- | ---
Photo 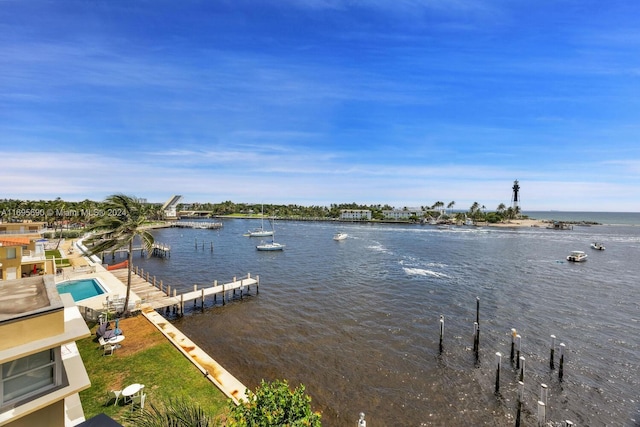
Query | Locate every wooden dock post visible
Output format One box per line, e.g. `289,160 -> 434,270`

153,276 -> 156,287
516,334 -> 522,369
549,335 -> 556,369
256,275 -> 259,294
201,288 -> 205,310
439,315 -> 444,353
559,343 -> 565,380
510,329 -> 517,363
193,284 -> 198,307
222,284 -> 225,305
494,352 -> 502,394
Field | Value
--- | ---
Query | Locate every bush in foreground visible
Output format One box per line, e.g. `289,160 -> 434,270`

228,379 -> 322,427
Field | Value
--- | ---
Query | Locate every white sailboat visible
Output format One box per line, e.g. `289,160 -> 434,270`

256,218 -> 285,251
244,204 -> 274,237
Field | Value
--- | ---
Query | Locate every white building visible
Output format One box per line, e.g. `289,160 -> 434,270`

340,210 -> 371,221
382,210 -> 422,220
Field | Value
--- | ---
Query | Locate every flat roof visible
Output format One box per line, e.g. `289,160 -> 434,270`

0,275 -> 63,322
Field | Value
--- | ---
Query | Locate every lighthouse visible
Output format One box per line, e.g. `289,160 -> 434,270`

511,180 -> 520,212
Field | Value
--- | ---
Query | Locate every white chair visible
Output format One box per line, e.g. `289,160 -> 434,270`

130,392 -> 146,411
106,389 -> 122,406
98,337 -> 116,356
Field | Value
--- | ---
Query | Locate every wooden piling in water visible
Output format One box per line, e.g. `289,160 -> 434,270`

510,328 -> 517,363
559,343 -> 565,380
519,356 -> 526,382
439,315 -> 444,353
494,352 -> 502,394
550,335 -> 556,369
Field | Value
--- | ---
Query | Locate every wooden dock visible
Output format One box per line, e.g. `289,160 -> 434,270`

105,242 -> 172,259
170,221 -> 223,229
109,266 -> 259,315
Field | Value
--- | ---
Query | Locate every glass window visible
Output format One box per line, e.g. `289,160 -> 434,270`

1,349 -> 59,405
6,248 -> 16,259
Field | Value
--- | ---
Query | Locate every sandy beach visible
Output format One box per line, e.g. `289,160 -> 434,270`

486,218 -> 548,228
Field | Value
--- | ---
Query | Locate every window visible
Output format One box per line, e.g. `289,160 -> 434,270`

5,248 -> 16,260
1,348 -> 62,407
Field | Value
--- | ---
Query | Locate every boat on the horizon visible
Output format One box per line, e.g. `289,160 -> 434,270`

333,232 -> 348,241
567,250 -> 588,262
590,242 -> 605,250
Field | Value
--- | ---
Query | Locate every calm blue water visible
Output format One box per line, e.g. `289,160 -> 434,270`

123,213 -> 640,426
57,278 -> 105,301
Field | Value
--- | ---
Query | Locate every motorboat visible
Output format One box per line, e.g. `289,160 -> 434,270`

333,233 -> 348,241
590,242 -> 605,251
566,250 -> 588,262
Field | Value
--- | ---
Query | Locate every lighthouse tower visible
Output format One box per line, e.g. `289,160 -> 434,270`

511,180 -> 520,212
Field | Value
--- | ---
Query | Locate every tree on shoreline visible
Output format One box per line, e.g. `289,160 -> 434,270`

85,194 -> 154,316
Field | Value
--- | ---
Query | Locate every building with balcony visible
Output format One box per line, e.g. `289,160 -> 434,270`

382,209 -> 423,220
0,238 -> 54,281
339,210 -> 372,221
0,222 -> 46,237
0,275 -> 91,426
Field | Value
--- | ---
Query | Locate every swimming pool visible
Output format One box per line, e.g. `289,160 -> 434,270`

56,278 -> 106,302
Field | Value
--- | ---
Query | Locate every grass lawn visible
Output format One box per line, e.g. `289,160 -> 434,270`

45,250 -> 71,268
77,315 -> 230,426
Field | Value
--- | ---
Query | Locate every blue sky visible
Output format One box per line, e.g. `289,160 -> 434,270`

2,0 -> 640,211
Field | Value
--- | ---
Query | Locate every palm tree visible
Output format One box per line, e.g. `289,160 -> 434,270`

447,201 -> 455,216
85,194 -> 154,316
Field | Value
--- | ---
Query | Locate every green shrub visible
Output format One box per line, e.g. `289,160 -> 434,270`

228,379 -> 321,427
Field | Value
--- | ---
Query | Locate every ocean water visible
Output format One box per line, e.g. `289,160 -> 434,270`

126,213 -> 640,426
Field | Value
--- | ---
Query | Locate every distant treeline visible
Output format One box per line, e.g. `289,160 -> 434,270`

0,198 -> 522,225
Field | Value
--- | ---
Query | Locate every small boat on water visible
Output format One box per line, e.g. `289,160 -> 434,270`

256,217 -> 284,251
567,250 -> 588,262
244,204 -> 274,237
590,242 -> 605,251
333,233 -> 348,241
256,240 -> 285,251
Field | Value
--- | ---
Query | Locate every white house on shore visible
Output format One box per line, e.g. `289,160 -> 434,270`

382,209 -> 423,220
340,210 -> 371,221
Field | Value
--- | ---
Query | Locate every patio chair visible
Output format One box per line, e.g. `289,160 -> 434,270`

106,389 -> 122,406
130,392 -> 147,412
98,337 -> 116,356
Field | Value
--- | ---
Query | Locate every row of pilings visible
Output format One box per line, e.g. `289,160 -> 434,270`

435,297 -> 572,427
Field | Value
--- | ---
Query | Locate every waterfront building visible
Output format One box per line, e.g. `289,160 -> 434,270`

340,210 -> 372,221
0,275 -> 91,426
382,209 -> 422,220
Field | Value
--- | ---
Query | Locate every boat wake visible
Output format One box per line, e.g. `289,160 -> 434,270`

403,267 -> 450,278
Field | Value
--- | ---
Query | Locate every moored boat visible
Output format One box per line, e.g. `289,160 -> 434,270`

333,233 -> 348,241
590,242 -> 605,250
256,240 -> 285,251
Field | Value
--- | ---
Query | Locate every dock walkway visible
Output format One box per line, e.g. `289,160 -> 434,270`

109,267 -> 259,315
